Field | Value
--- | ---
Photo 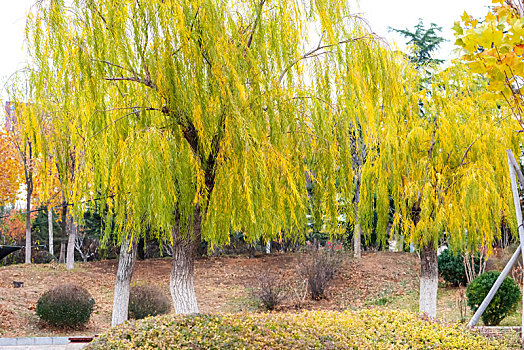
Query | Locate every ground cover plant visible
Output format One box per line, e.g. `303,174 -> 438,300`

86,309 -> 516,349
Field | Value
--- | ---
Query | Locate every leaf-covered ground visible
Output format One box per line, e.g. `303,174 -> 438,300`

0,250 -> 518,338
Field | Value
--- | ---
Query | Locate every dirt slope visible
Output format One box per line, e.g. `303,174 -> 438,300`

0,251 -> 420,337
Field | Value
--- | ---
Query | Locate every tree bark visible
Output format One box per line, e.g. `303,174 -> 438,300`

111,234 -> 138,326
170,208 -> 202,314
66,216 -> 76,270
25,187 -> 32,264
170,239 -> 199,314
353,173 -> 362,258
59,241 -> 66,263
48,206 -> 54,256
59,204 -> 67,264
354,224 -> 362,258
419,242 -> 438,318
22,140 -> 33,264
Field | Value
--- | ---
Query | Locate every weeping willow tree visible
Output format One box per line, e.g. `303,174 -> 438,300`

24,0 -> 421,318
24,0 -> 512,321
304,24 -> 518,314
376,63 -> 517,317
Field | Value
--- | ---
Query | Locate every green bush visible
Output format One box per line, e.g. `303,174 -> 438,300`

36,284 -> 94,327
438,248 -> 465,286
466,271 -> 521,326
128,284 -> 171,320
86,310 -> 514,349
438,248 -> 477,286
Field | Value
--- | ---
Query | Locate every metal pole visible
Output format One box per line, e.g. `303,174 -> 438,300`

468,150 -> 524,328
467,245 -> 521,327
507,150 -> 524,337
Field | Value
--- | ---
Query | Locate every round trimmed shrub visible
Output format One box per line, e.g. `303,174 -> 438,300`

86,310 -> 514,349
128,284 -> 171,320
466,271 -> 521,326
36,284 -> 94,327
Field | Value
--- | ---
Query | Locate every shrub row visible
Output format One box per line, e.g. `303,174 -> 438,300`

86,310 -> 514,349
36,283 -> 171,328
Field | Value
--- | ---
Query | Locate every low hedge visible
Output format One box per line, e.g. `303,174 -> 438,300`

86,310 -> 515,349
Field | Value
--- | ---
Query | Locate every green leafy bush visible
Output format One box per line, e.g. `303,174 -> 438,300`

466,271 -> 521,326
128,284 -> 171,320
438,248 -> 467,286
36,284 -> 94,327
86,310 -> 513,349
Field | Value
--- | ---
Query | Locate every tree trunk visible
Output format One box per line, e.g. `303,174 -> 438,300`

353,174 -> 362,258
25,188 -> 32,264
419,242 -> 438,318
354,224 -> 362,258
112,235 -> 138,327
170,208 -> 202,314
48,206 -> 54,256
170,240 -> 199,314
59,240 -> 66,263
66,216 -> 76,270
59,204 -> 67,264
23,140 -> 33,264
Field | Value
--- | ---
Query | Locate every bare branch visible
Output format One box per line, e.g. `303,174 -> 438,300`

278,34 -> 374,84
104,76 -> 154,89
92,59 -> 138,76
246,0 -> 266,49
89,112 -> 137,139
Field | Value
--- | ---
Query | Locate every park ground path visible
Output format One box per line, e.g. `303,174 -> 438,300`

0,337 -> 88,349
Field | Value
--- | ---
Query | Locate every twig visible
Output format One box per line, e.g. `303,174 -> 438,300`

278,34 -> 374,84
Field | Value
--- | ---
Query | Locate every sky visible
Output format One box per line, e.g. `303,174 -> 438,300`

356,0 -> 493,61
0,0 -> 493,105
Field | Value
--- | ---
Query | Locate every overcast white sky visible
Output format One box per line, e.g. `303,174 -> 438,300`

0,0 -> 492,105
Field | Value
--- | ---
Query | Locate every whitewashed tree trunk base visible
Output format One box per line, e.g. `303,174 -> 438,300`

66,218 -> 76,270
112,235 -> 137,327
170,238 -> 199,314
419,244 -> 438,318
48,207 -> 54,256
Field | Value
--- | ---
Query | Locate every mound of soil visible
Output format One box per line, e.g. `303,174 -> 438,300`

0,251 -> 419,337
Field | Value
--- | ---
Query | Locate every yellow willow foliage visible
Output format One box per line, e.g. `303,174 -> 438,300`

24,0 -> 364,247
303,33 -> 422,246
385,63 -> 518,255
23,0 -> 516,254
